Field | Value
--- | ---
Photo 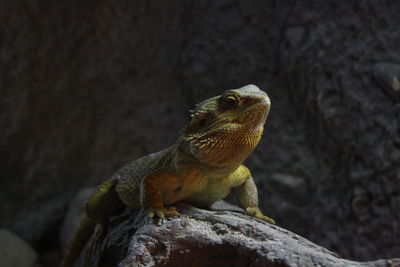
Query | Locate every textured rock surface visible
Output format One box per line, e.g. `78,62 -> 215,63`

60,187 -> 96,250
0,229 -> 41,267
0,0 -> 399,264
88,205 -> 400,267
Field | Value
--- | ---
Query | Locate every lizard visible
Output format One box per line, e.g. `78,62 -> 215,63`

61,84 -> 275,267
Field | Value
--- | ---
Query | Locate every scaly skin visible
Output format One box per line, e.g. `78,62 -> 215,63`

61,84 -> 274,267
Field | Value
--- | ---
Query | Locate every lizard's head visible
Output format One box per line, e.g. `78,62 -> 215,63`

181,84 -> 270,170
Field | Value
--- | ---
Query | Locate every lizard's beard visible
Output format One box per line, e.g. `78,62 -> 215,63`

186,125 -> 264,168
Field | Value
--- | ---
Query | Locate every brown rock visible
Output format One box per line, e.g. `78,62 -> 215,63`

85,205 -> 400,267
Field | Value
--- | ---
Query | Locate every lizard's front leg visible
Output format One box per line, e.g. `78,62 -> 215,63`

236,176 -> 275,224
141,170 -> 181,220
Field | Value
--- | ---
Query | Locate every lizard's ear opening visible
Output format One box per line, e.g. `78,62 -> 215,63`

198,118 -> 206,127
184,112 -> 215,135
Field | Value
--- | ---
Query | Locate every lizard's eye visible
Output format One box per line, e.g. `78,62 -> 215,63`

225,94 -> 240,107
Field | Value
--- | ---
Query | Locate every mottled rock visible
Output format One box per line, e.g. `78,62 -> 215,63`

372,63 -> 400,96
89,205 -> 400,267
268,173 -> 309,205
0,229 -> 41,267
286,27 -> 306,47
60,187 -> 95,250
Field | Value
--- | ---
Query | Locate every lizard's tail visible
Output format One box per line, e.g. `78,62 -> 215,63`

60,216 -> 96,267
60,178 -> 125,267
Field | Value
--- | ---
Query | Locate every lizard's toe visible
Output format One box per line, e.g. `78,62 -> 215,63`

155,210 -> 165,219
164,206 -> 180,217
245,207 -> 275,224
146,206 -> 180,220
257,215 -> 276,224
166,210 -> 180,217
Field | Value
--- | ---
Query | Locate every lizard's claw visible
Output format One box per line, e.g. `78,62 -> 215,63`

245,207 -> 276,224
146,206 -> 180,220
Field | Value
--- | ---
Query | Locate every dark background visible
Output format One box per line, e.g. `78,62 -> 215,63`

1,0 -> 399,265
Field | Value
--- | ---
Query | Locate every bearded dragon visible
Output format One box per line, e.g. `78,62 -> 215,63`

61,84 -> 274,267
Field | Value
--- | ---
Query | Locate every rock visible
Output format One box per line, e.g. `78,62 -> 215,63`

87,205 -> 399,267
209,199 -> 244,213
60,187 -> 96,249
372,62 -> 400,96
0,229 -> 41,267
286,27 -> 306,47
268,173 -> 309,206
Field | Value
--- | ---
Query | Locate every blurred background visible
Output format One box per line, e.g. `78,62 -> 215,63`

1,0 -> 399,266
